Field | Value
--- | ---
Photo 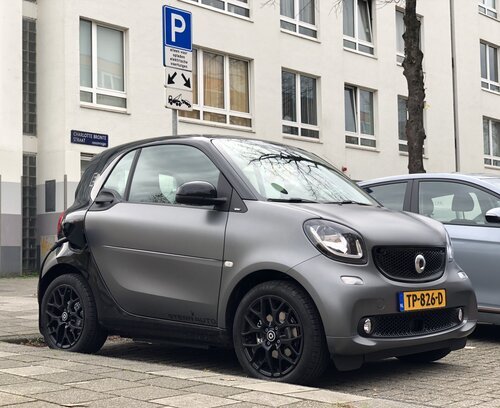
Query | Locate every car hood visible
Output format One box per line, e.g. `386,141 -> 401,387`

295,203 -> 446,248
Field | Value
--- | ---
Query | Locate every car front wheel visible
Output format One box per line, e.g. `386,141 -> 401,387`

40,273 -> 107,353
233,280 -> 329,384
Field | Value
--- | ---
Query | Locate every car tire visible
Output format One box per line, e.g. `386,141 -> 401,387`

40,273 -> 107,353
397,348 -> 451,364
233,280 -> 329,384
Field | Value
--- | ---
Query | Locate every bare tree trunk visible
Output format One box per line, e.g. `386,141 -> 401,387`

402,0 -> 426,173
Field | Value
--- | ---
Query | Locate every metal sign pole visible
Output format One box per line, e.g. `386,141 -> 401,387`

172,109 -> 178,136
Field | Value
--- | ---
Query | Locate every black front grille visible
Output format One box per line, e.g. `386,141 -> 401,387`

360,308 -> 462,338
373,246 -> 446,282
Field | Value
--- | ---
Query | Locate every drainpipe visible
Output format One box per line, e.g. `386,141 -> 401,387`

449,0 -> 460,172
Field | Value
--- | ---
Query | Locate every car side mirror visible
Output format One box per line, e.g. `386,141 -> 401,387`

175,181 -> 227,206
486,207 -> 500,223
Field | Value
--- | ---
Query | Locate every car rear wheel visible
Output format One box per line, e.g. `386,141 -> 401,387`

233,280 -> 329,384
40,273 -> 107,353
397,347 -> 451,363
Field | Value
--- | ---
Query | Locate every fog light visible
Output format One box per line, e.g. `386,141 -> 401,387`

363,318 -> 372,334
457,271 -> 468,280
458,308 -> 464,322
341,276 -> 364,285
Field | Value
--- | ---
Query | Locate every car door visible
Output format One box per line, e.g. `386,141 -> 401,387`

415,179 -> 500,312
85,143 -> 230,326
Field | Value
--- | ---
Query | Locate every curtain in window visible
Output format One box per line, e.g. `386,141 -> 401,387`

484,0 -> 496,8
299,0 -> 315,24
398,97 -> 407,141
344,88 -> 356,132
358,0 -> 372,43
480,43 -> 488,79
343,0 -> 355,37
300,76 -> 317,125
489,46 -> 498,82
97,26 -> 124,91
203,52 -> 224,109
484,118 -> 491,155
281,0 -> 294,18
396,10 -> 405,55
359,89 -> 374,135
493,120 -> 500,157
282,71 -> 296,122
229,59 -> 249,113
80,20 -> 92,88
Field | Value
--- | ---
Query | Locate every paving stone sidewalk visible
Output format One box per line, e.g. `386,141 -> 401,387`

0,277 -> 426,408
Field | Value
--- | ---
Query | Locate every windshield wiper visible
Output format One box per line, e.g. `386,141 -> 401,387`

267,198 -> 318,203
325,200 -> 372,206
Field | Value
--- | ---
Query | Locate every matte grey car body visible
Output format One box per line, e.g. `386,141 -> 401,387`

38,137 -> 477,384
359,173 -> 500,325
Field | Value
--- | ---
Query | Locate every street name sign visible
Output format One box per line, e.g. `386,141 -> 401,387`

70,130 -> 109,147
163,5 -> 193,111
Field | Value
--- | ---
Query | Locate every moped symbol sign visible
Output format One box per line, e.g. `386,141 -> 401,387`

163,5 -> 193,111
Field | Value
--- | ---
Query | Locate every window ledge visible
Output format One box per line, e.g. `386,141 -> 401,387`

343,46 -> 377,60
283,134 -> 323,144
485,164 -> 500,171
178,0 -> 253,23
280,29 -> 320,44
481,88 -> 500,96
179,117 -> 255,133
346,144 -> 379,153
479,11 -> 499,22
80,103 -> 130,115
399,151 -> 429,160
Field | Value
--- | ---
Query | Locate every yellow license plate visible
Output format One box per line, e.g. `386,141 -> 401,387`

398,289 -> 446,312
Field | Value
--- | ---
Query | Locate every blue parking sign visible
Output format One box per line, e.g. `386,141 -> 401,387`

163,6 -> 192,52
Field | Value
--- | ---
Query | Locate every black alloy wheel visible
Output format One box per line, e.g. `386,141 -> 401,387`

233,280 -> 329,384
40,273 -> 107,353
44,284 -> 84,348
241,295 -> 303,377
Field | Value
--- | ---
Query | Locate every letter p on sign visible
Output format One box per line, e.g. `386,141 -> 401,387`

163,6 -> 192,52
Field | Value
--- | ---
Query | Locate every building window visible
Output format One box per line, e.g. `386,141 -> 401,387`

81,153 -> 96,177
397,96 -> 425,154
23,18 -> 36,135
22,155 -> 37,272
186,0 -> 250,18
479,0 -> 497,18
484,117 -> 500,167
79,19 -> 127,109
481,41 -> 499,93
395,9 -> 422,65
343,0 -> 374,55
179,49 -> 252,128
344,85 -> 375,147
280,0 -> 317,39
281,70 -> 319,139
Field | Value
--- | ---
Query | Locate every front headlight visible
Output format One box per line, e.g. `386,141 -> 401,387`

303,219 -> 367,264
445,230 -> 454,261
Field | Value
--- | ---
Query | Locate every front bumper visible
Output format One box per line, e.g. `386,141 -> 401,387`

290,255 -> 478,369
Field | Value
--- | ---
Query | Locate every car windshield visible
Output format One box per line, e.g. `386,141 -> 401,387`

212,139 -> 376,205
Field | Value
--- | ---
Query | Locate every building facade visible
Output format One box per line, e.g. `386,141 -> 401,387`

0,0 -> 499,275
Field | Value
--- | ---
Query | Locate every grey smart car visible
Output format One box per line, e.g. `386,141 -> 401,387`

38,136 -> 477,384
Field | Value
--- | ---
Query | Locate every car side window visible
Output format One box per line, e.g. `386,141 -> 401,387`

363,183 -> 407,211
418,181 -> 500,225
102,150 -> 136,198
128,145 -> 221,205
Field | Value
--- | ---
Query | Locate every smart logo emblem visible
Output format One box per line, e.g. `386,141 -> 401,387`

163,5 -> 193,111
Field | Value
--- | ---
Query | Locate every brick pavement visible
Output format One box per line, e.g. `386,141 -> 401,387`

0,277 -> 498,407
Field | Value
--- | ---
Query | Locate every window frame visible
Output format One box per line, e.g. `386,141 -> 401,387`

344,84 -> 376,148
182,0 -> 251,19
179,48 -> 253,130
23,18 -> 36,136
79,18 -> 128,111
480,41 -> 500,93
281,69 -> 320,140
479,0 -> 498,19
280,0 -> 318,39
484,116 -> 500,167
343,0 -> 375,56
